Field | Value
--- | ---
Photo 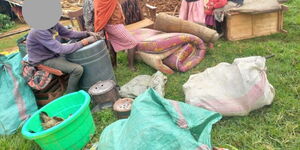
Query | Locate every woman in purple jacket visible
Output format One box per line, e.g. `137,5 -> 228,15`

26,23 -> 99,93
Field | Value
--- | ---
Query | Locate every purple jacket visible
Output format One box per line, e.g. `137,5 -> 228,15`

27,23 -> 88,64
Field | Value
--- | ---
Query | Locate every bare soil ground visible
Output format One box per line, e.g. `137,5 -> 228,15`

143,0 -> 181,13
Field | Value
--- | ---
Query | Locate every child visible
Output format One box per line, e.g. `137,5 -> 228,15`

179,0 -> 206,25
204,0 -> 227,27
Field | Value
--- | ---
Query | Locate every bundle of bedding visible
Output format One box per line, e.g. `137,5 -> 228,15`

131,28 -> 206,74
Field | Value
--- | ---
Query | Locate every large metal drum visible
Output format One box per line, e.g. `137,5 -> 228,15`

66,40 -> 116,91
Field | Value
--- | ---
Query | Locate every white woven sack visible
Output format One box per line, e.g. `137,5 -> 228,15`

183,56 -> 275,116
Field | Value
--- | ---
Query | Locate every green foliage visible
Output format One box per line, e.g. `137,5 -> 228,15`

0,13 -> 15,31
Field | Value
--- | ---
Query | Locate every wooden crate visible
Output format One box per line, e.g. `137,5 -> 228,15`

226,5 -> 288,41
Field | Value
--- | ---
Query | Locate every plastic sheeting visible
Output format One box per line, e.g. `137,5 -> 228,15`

0,52 -> 37,135
98,88 -> 222,150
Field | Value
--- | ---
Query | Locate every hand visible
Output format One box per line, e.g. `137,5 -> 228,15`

81,36 -> 97,46
87,32 -> 98,37
87,31 -> 105,40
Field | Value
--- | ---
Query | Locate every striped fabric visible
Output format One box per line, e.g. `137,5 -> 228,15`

0,52 -> 37,135
5,64 -> 28,121
22,62 -> 53,90
104,24 -> 137,52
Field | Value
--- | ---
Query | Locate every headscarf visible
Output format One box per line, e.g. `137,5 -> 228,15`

94,0 -> 118,32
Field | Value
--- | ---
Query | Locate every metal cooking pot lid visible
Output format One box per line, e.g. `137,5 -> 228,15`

88,80 -> 116,95
113,98 -> 133,112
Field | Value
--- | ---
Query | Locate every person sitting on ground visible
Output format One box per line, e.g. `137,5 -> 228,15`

26,23 -> 99,93
93,0 -> 138,71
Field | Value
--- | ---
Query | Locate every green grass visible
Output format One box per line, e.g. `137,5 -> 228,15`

0,22 -> 28,52
0,32 -> 27,51
1,1 -> 300,149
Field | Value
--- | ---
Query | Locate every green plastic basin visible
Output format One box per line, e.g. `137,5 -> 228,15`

21,90 -> 95,150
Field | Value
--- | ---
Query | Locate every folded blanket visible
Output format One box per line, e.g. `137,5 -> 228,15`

131,28 -> 206,74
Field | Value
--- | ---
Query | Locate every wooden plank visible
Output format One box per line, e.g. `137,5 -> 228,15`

253,12 -> 278,36
251,14 -> 254,37
278,10 -> 282,32
226,14 -> 232,40
226,9 -> 284,41
227,13 -> 253,40
279,5 -> 288,33
281,4 -> 289,11
0,28 -> 29,39
125,18 -> 154,31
